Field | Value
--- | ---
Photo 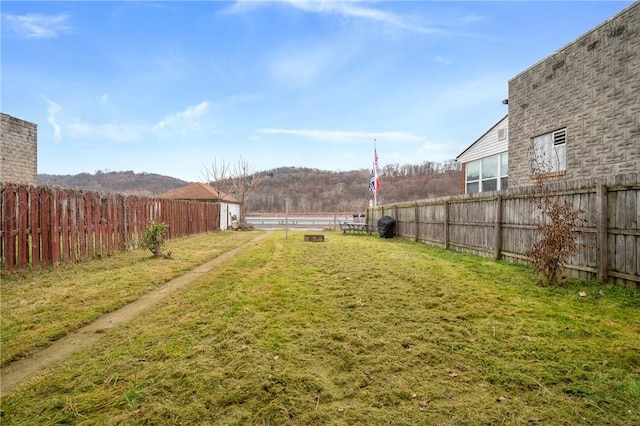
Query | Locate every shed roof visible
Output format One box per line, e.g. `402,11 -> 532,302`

158,182 -> 240,204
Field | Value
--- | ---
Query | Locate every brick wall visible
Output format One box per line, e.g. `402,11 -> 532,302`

508,3 -> 640,188
0,113 -> 38,185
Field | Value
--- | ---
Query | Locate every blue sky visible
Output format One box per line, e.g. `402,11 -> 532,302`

1,1 -> 633,182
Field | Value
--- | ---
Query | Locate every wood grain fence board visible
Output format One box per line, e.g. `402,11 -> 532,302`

93,193 -> 101,257
625,235 -> 637,276
105,196 -> 112,255
60,190 -> 70,264
99,196 -> 106,255
69,191 -> 79,262
30,186 -> 40,269
40,187 -> 51,266
3,185 -> 16,272
111,195 -> 122,253
17,185 -> 29,270
50,189 -> 61,266
118,194 -> 125,250
79,194 -> 87,261
111,195 -> 117,253
126,196 -> 135,245
85,193 -> 94,259
175,201 -> 181,237
109,195 -> 116,252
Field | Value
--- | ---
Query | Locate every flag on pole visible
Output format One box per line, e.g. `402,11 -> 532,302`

369,169 -> 376,193
374,149 -> 380,193
369,139 -> 380,204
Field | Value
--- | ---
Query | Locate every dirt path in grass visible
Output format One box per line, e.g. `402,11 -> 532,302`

0,233 -> 270,396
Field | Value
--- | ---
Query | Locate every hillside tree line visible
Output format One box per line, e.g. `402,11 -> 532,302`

37,160 -> 461,215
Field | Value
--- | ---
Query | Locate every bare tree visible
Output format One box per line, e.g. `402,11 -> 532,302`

230,156 -> 263,221
201,158 -> 231,196
201,158 -> 232,228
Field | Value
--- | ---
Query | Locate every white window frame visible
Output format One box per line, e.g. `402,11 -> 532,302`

532,128 -> 566,175
465,152 -> 508,194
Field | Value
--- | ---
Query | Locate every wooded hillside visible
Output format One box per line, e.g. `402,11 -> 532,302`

38,171 -> 189,197
245,163 -> 461,214
37,161 -> 461,214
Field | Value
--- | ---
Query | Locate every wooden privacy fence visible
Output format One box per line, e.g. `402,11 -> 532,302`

367,173 -> 639,289
0,184 -> 220,273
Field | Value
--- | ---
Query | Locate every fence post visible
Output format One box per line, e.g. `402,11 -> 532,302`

3,184 -> 16,272
394,206 -> 399,237
18,185 -> 29,270
50,188 -> 60,266
596,184 -> 608,283
30,186 -> 40,269
494,195 -> 503,260
40,187 -> 52,266
444,201 -> 449,250
414,203 -> 419,242
60,190 -> 69,264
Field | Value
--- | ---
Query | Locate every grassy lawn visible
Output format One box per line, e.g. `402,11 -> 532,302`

1,231 -> 261,366
2,231 -> 639,425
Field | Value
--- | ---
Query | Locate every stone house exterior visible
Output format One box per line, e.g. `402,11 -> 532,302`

0,113 -> 38,185
507,2 -> 639,188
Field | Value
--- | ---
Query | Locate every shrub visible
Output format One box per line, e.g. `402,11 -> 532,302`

525,193 -> 585,284
141,221 -> 169,257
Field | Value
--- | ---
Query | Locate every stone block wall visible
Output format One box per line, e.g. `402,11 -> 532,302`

0,113 -> 38,185
508,2 -> 640,188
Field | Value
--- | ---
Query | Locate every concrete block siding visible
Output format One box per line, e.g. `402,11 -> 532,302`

0,113 -> 38,185
508,2 -> 640,188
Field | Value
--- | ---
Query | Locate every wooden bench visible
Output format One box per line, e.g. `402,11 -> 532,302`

340,222 -> 372,235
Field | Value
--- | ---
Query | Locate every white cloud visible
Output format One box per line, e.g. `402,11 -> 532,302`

226,0 -> 443,34
286,1 -> 441,34
2,13 -> 71,38
153,101 -> 210,133
43,97 -> 62,141
42,96 -> 146,143
66,122 -> 146,143
257,128 -> 423,143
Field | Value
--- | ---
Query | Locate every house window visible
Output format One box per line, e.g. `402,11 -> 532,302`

498,128 -> 508,141
532,128 -> 566,174
465,152 -> 508,194
500,152 -> 508,190
482,156 -> 498,191
466,160 -> 480,193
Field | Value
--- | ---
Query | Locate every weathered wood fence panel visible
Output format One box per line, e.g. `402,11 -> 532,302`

367,173 -> 639,289
0,184 -> 220,273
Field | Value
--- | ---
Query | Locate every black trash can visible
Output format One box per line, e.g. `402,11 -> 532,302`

377,216 -> 396,239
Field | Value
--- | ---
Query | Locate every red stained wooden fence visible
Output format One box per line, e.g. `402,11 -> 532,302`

0,184 -> 220,273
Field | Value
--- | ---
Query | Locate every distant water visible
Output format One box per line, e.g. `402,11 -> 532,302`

245,215 -> 362,230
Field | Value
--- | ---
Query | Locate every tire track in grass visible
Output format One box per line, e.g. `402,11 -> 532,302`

0,233 -> 271,395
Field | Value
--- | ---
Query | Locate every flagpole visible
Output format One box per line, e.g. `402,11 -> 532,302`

373,139 -> 378,207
